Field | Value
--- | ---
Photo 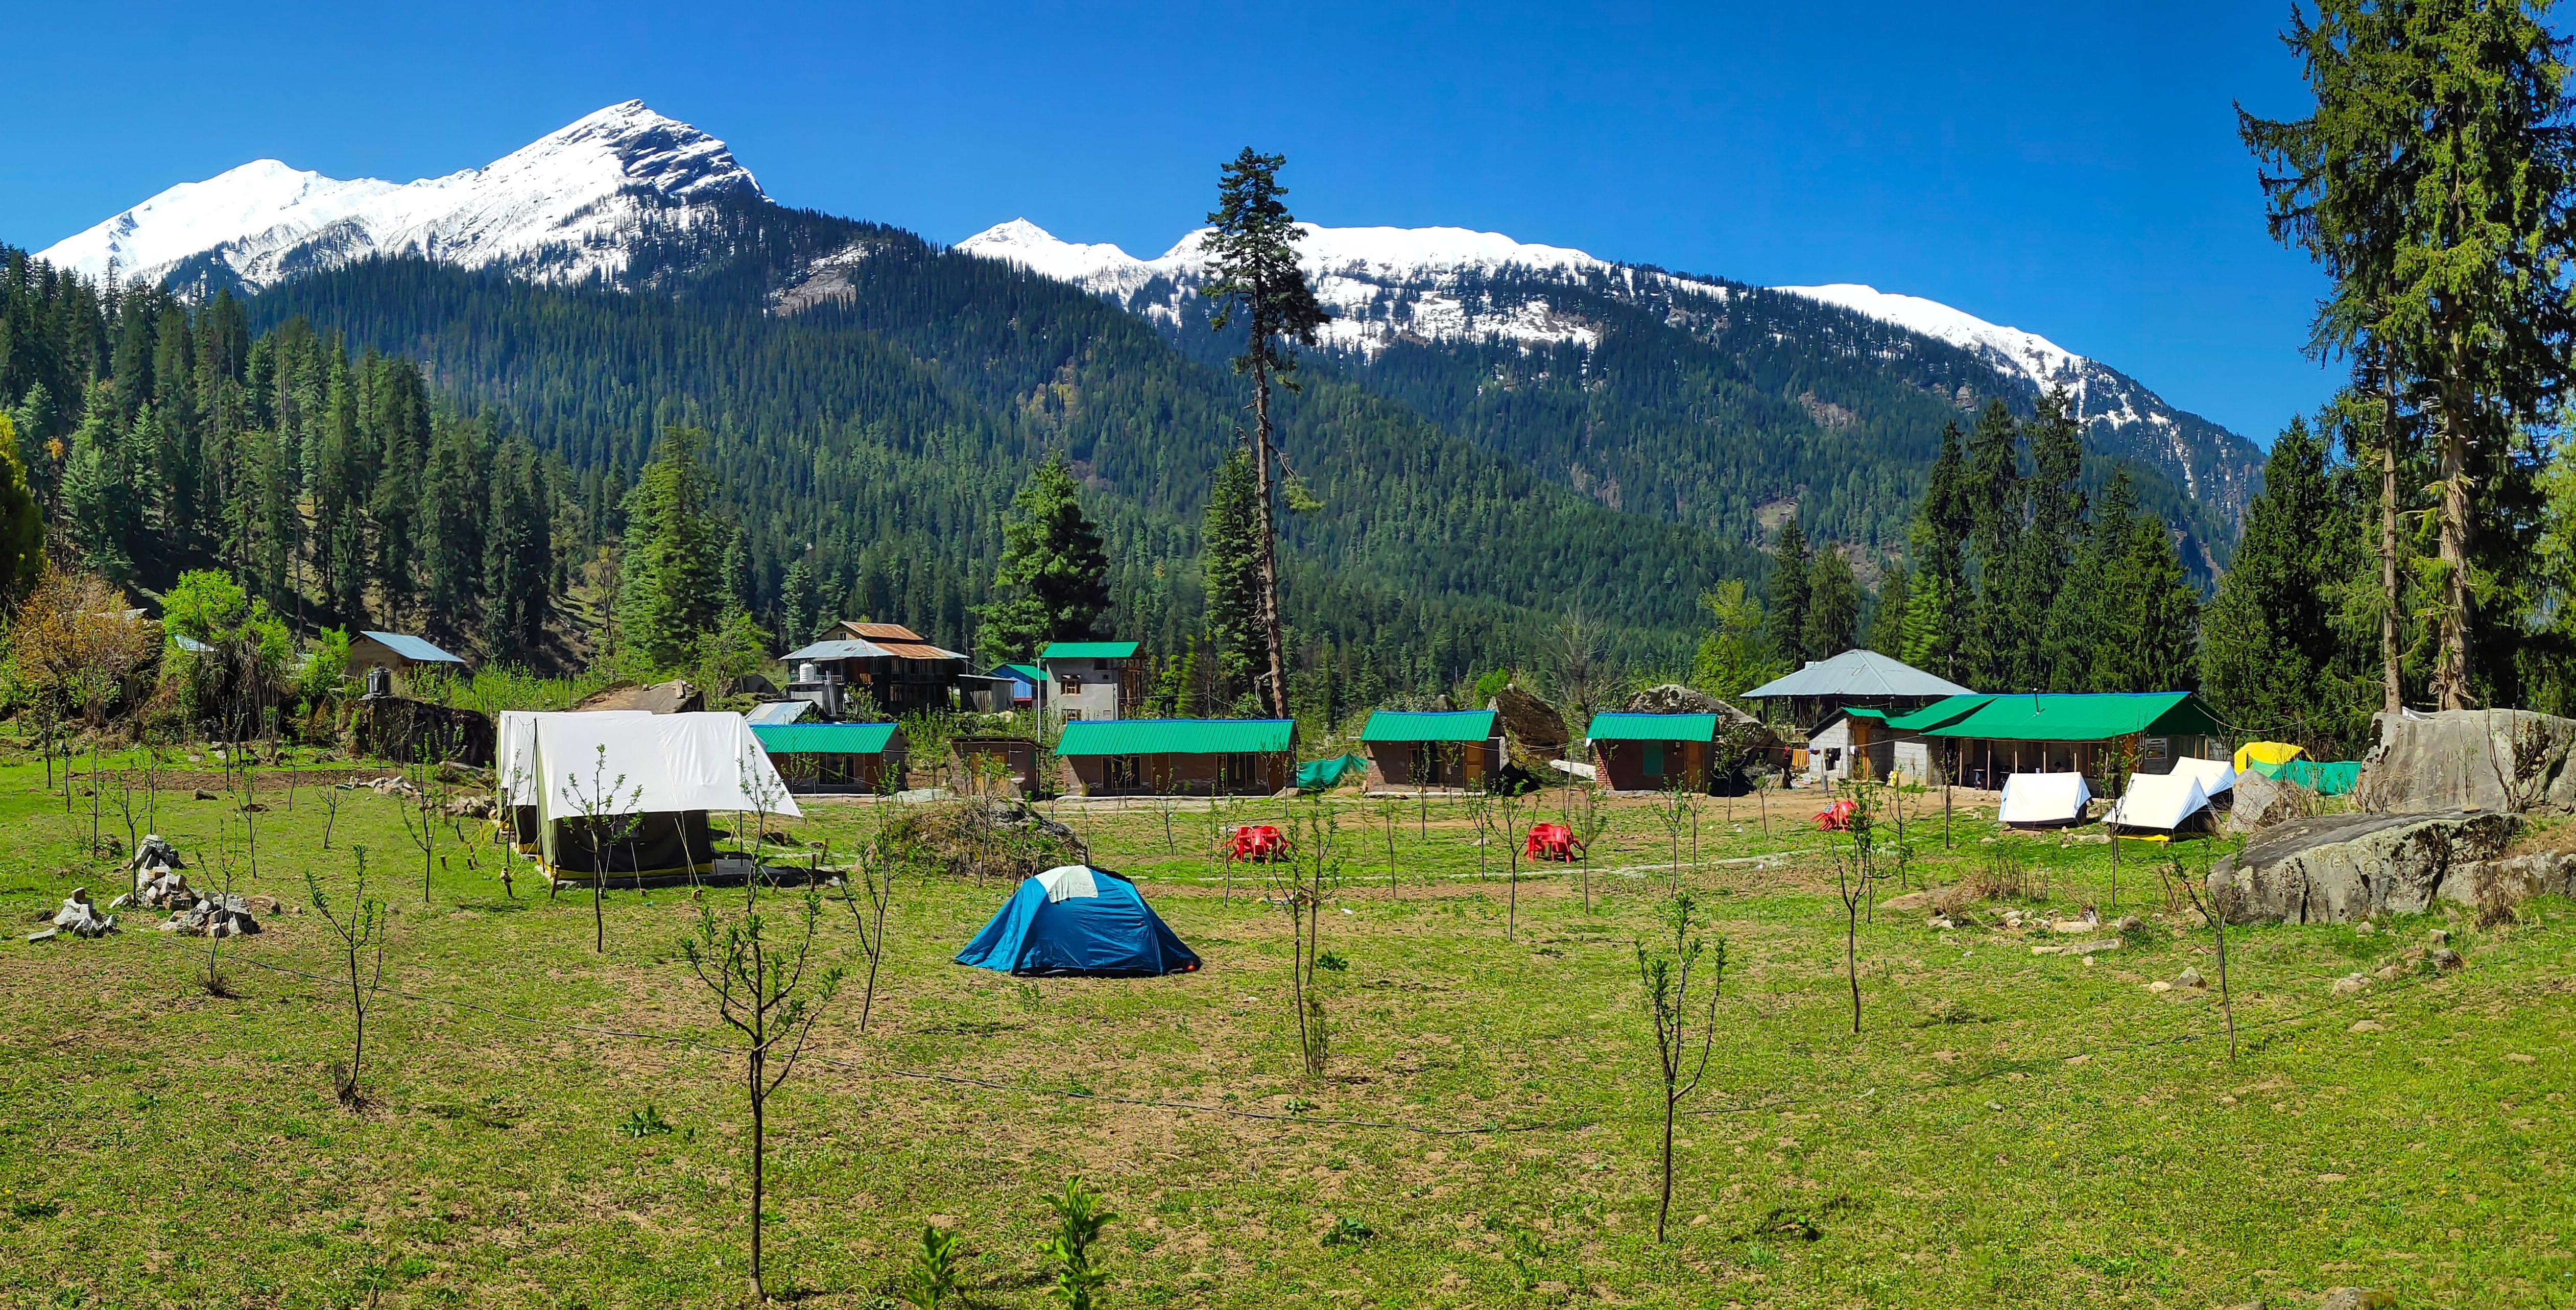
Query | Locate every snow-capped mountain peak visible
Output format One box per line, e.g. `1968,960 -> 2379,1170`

1771,282 -> 2084,395
37,100 -> 760,292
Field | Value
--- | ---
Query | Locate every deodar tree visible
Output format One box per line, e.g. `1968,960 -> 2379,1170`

1201,148 -> 1331,718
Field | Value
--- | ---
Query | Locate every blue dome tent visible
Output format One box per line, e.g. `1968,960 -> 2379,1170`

954,866 -> 1201,978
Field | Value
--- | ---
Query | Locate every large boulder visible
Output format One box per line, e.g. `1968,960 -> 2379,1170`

2355,709 -> 2576,815
348,697 -> 496,767
2224,770 -> 2320,835
2215,810 -> 2522,922
575,679 -> 705,715
1490,684 -> 1568,766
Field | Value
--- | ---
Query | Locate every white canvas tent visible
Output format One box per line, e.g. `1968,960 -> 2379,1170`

528,712 -> 800,880
495,710 -> 652,848
1998,772 -> 2091,827
2169,756 -> 2237,796
2107,772 -> 2212,832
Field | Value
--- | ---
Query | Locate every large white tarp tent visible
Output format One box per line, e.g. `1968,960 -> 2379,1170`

495,710 -> 652,848
1998,772 -> 2091,827
527,712 -> 800,879
2107,772 -> 2212,832
2169,756 -> 2237,797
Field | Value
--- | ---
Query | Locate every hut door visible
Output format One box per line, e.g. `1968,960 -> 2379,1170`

1222,753 -> 1258,792
1642,743 -> 1666,779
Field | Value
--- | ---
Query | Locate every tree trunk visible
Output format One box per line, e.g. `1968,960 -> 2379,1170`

1249,362 -> 1290,720
2433,401 -> 2473,709
1657,1096 -> 1676,1242
2379,375 -> 2402,716
750,1046 -> 767,1301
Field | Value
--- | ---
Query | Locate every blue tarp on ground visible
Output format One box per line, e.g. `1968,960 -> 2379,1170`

953,865 -> 1201,978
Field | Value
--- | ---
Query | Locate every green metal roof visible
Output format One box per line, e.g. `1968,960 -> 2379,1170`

1040,641 -> 1140,660
1586,712 -> 1721,743
753,723 -> 901,755
1885,694 -> 1993,732
998,663 -> 1043,683
1361,709 -> 1498,743
1054,718 -> 1295,756
1915,693 -> 2222,743
1842,707 -> 1893,723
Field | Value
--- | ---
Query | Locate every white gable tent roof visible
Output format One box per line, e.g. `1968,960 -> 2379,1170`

2169,756 -> 2236,796
529,711 -> 801,822
1741,648 -> 1975,701
1998,772 -> 2092,826
2107,772 -> 2211,831
1035,864 -> 1101,902
496,710 -> 654,805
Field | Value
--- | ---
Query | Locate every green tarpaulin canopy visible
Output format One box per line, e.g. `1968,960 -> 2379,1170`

1911,692 -> 2223,743
1296,754 -> 1369,790
2248,758 -> 2360,795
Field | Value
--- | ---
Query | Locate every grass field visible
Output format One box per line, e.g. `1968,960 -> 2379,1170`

3,755 -> 2572,1308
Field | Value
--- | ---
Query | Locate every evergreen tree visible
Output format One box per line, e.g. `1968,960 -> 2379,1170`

1868,565 -> 1910,657
1963,399 -> 2025,687
2201,416 -> 2369,746
1801,545 -> 1861,659
481,436 -> 552,664
368,355 -> 428,622
418,413 -> 488,645
974,450 -> 1111,665
777,558 -> 818,651
615,426 -> 727,671
1201,148 -> 1331,717
1690,579 -> 1781,699
2085,476 -> 2202,693
1200,450 -> 1262,705
0,414 -> 42,602
60,395 -> 137,588
1900,423 -> 1973,681
1767,514 -> 1812,667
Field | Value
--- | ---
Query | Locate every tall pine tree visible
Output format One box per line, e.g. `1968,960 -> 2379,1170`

973,450 -> 1111,665
1767,513 -> 1812,668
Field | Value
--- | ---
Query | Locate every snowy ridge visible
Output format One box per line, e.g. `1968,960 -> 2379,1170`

1771,283 -> 2084,394
958,218 -> 1729,355
38,101 -> 761,291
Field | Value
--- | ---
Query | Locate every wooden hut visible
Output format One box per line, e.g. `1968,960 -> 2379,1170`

751,722 -> 908,794
1586,712 -> 1724,793
349,631 -> 468,686
1358,709 -> 1503,790
1054,718 -> 1295,797
953,735 -> 1042,796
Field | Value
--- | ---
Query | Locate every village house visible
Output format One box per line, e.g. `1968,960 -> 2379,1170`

1895,692 -> 2229,791
1740,649 -> 1974,784
1587,711 -> 1725,794
1358,709 -> 1504,790
1038,641 -> 1147,722
1053,718 -> 1295,797
348,631 -> 469,688
953,734 -> 1043,796
780,621 -> 970,717
751,721 -> 907,794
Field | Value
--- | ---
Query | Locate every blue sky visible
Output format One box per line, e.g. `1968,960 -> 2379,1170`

4,0 -> 2335,444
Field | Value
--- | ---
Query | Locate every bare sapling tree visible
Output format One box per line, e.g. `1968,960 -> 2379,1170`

1574,783 -> 1613,915
395,721 -> 459,905
737,747 -> 794,908
560,744 -> 645,953
679,886 -> 846,1303
1500,786 -> 1528,941
1655,774 -> 1693,894
306,845 -> 390,1107
1832,785 -> 1879,1034
836,828 -> 904,1033
1635,891 -> 1726,1243
1273,802 -> 1345,1080
1379,797 -> 1401,896
2178,855 -> 2244,1061
199,811 -> 246,998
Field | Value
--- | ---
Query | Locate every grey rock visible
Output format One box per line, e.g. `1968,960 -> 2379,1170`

2428,928 -> 2449,945
2357,709 -> 2576,815
2173,967 -> 2206,989
2226,768 -> 2320,833
2316,1290 -> 2393,1310
27,926 -> 59,943
2213,811 -> 2522,923
2331,973 -> 2369,996
2430,946 -> 2464,972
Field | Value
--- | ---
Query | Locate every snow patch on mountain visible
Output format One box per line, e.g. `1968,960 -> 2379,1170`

957,218 -> 1719,355
1771,283 -> 2083,394
39,101 -> 761,291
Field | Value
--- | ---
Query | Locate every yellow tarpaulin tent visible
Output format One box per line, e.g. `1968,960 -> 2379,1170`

2233,741 -> 2304,773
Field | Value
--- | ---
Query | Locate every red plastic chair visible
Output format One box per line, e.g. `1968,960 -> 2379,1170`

1228,824 -> 1291,863
1813,798 -> 1859,831
1523,823 -> 1585,862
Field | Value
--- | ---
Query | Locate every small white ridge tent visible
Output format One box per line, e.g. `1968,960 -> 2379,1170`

2169,756 -> 2237,797
2107,772 -> 2212,833
1998,772 -> 2091,827
495,710 -> 652,849
529,712 -> 800,881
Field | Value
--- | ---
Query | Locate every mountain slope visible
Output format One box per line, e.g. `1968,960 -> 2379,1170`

39,102 -> 759,294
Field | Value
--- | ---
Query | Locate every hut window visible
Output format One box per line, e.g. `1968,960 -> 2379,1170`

1106,756 -> 1140,789
1643,743 -> 1666,777
2142,737 -> 2168,761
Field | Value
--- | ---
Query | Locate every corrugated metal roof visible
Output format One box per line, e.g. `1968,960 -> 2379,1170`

753,723 -> 900,754
359,631 -> 466,664
1884,694 -> 1993,732
1055,718 -> 1295,756
745,701 -> 814,726
988,663 -> 1044,685
1586,712 -> 1721,742
839,621 -> 925,641
171,633 -> 214,653
1361,709 -> 1498,743
783,638 -> 892,661
1041,641 -> 1141,660
1741,649 -> 1974,700
1916,693 -> 2220,743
